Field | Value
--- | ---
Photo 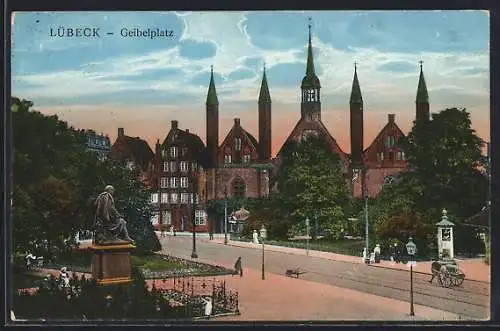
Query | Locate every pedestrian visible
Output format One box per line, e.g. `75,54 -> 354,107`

374,244 -> 381,263
209,225 -> 214,240
173,226 -> 176,236
234,256 -> 243,277
203,296 -> 212,319
395,243 -> 401,263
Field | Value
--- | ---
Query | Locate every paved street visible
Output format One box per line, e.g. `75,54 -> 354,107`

159,236 -> 489,320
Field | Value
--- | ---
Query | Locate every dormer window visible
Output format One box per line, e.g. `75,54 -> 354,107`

170,147 -> 178,158
224,154 -> 232,164
235,138 -> 242,151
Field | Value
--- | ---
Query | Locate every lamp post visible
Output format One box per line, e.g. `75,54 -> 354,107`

224,186 -> 228,245
364,186 -> 370,264
190,185 -> 198,259
305,218 -> 310,256
260,224 -> 267,280
406,237 -> 417,317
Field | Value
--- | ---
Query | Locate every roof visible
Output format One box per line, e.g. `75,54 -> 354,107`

206,66 -> 219,106
220,123 -> 259,152
350,65 -> 363,104
258,66 -> 271,104
301,22 -> 321,89
122,136 -> 154,169
162,128 -> 208,167
416,63 -> 429,103
363,119 -> 406,154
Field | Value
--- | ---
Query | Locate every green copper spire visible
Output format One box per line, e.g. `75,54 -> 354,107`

416,60 -> 429,103
301,17 -> 321,89
259,63 -> 271,104
350,62 -> 363,104
206,65 -> 219,106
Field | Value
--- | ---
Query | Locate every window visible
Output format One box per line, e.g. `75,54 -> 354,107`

160,177 -> 168,188
224,154 -> 232,164
151,212 -> 159,225
180,193 -> 189,204
233,177 -> 246,198
181,147 -> 188,156
191,162 -> 197,172
161,149 -> 167,158
170,193 -> 178,204
161,193 -> 169,204
377,152 -> 384,162
401,151 -> 406,160
180,161 -> 188,172
180,177 -> 189,188
235,138 -> 242,151
170,177 -> 178,188
162,211 -> 172,225
386,136 -> 396,148
151,193 -> 159,204
396,152 -> 402,160
195,210 -> 206,226
170,161 -> 177,172
163,162 -> 169,172
243,154 -> 251,164
170,147 -> 178,158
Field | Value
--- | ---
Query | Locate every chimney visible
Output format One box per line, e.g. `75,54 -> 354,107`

118,127 -> 124,137
234,118 -> 240,126
388,114 -> 395,123
186,129 -> 190,133
171,120 -> 178,129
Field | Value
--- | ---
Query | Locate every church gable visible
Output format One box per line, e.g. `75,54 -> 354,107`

276,118 -> 349,170
218,118 -> 259,166
364,114 -> 408,168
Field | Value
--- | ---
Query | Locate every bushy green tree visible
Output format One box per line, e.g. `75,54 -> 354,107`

278,134 -> 350,239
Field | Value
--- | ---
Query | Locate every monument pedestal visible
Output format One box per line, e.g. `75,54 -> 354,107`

90,243 -> 135,285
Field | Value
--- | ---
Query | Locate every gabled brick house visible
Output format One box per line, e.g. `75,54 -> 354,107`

110,127 -> 155,187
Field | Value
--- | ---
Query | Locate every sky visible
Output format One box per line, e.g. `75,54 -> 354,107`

11,11 -> 490,155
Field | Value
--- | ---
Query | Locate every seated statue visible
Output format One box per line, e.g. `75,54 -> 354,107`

93,185 -> 135,245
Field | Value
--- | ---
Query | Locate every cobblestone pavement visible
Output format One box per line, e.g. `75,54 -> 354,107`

160,236 -> 490,320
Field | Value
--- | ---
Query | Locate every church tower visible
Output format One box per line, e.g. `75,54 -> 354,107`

416,61 -> 430,122
300,18 -> 321,121
350,62 -> 364,168
206,65 -> 219,169
258,63 -> 272,161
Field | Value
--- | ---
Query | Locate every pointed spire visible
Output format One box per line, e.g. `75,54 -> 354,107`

416,60 -> 429,103
259,62 -> 271,104
206,65 -> 219,106
306,17 -> 315,77
350,61 -> 363,104
301,17 -> 321,89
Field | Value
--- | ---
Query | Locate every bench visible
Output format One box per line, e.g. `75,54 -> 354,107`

285,268 -> 306,278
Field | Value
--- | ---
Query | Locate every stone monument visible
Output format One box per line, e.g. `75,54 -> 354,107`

90,185 -> 135,285
436,208 -> 455,260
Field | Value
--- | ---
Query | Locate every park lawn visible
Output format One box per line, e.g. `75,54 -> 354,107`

130,254 -> 182,270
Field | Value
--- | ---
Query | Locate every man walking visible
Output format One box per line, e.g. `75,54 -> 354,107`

234,257 -> 243,277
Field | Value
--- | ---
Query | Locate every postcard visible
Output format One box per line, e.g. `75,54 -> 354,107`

9,10 -> 490,322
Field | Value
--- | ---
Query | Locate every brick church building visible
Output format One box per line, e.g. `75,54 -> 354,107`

113,20 -> 432,233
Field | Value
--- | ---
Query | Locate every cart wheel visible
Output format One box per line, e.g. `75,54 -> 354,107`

455,275 -> 465,286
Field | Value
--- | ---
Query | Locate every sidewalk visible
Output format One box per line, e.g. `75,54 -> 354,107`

171,257 -> 467,321
203,237 -> 490,283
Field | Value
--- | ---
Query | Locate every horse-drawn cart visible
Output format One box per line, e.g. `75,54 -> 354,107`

430,260 -> 465,288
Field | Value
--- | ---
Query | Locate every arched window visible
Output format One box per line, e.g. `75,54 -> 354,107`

232,177 -> 246,198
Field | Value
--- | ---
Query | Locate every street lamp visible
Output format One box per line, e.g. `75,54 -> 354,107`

224,186 -> 228,245
260,224 -> 267,280
190,188 -> 198,259
364,185 -> 370,264
305,218 -> 310,256
406,237 -> 417,317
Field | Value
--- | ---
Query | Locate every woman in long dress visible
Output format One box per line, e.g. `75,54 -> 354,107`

204,296 -> 213,318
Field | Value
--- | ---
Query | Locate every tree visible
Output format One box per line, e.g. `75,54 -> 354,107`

11,97 -> 160,257
404,107 -> 487,220
278,134 -> 350,239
